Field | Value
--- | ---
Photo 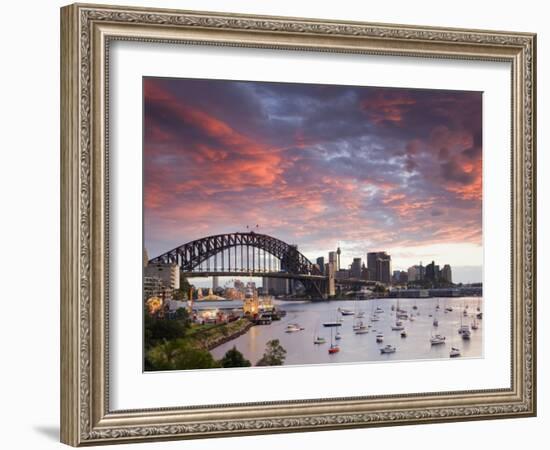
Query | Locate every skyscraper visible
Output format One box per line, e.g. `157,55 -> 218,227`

316,256 -> 325,275
367,251 -> 391,284
425,261 -> 440,282
407,264 -> 422,282
441,264 -> 453,284
351,257 -> 362,279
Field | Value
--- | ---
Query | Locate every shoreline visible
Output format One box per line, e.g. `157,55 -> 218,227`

278,295 -> 483,302
190,319 -> 255,351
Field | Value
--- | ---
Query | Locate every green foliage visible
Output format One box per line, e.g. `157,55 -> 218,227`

219,346 -> 251,368
256,339 -> 287,366
144,309 -> 190,349
372,284 -> 387,293
175,307 -> 190,322
146,339 -> 220,371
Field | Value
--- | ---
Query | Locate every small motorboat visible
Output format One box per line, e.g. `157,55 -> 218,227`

400,330 -> 407,338
450,347 -> 461,358
355,327 -> 369,335
323,321 -> 342,327
458,325 -> 470,335
375,307 -> 384,313
353,321 -> 365,331
335,332 -> 342,340
433,319 -> 439,327
286,323 -> 304,333
313,336 -> 326,344
339,308 -> 355,316
430,334 -> 446,345
461,329 -> 472,340
376,333 -> 384,343
445,306 -> 453,312
391,323 -> 404,331
380,344 -> 396,354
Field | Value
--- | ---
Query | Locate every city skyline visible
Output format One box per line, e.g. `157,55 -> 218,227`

144,77 -> 482,283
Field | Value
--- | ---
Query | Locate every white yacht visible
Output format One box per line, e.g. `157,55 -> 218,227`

450,347 -> 461,358
286,323 -> 304,333
430,334 -> 446,345
380,344 -> 396,354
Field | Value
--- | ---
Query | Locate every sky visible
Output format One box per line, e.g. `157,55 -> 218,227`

143,77 -> 483,283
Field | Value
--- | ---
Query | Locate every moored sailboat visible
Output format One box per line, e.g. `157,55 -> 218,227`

328,327 -> 340,354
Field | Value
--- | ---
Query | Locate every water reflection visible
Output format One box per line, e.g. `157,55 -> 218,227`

211,297 -> 483,366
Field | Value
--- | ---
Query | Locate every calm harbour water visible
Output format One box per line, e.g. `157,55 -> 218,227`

211,297 -> 483,366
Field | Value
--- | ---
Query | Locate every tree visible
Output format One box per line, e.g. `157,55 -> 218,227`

146,339 -> 220,371
256,339 -> 287,366
219,346 -> 251,368
175,307 -> 190,323
144,309 -> 190,349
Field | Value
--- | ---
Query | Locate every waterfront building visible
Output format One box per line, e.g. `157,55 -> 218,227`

316,256 -> 325,275
143,276 -> 164,302
351,257 -> 362,279
367,251 -> 392,284
144,262 -> 180,291
336,268 -> 350,279
262,277 -> 290,295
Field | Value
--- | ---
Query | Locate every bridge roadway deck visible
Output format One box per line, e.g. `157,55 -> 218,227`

182,271 -> 375,285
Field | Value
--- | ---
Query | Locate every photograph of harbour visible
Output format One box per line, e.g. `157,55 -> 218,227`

143,77 -> 482,371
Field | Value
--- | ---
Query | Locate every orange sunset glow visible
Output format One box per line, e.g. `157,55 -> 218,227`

144,78 -> 482,282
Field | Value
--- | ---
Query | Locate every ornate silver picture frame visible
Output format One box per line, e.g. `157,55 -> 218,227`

60,3 -> 536,446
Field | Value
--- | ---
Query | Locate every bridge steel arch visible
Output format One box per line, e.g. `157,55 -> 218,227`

148,232 -> 322,277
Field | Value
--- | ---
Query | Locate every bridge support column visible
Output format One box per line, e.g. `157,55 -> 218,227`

327,262 -> 335,297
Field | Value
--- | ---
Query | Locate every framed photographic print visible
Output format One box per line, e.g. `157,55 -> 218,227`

60,3 -> 536,446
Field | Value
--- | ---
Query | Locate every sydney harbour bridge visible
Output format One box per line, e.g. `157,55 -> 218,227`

148,231 -> 379,298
